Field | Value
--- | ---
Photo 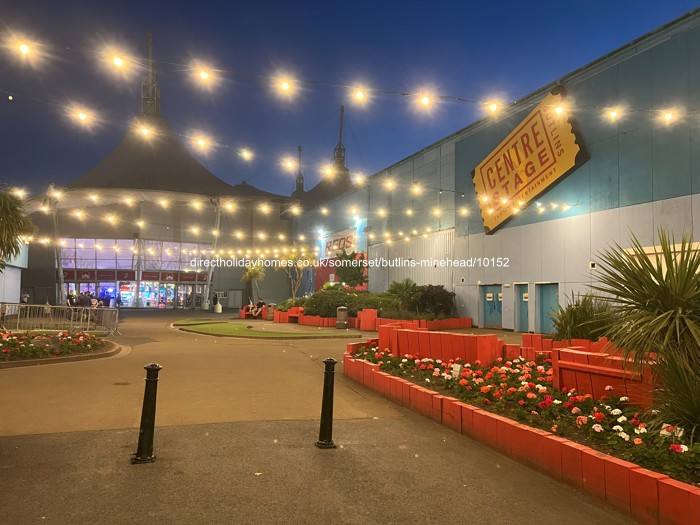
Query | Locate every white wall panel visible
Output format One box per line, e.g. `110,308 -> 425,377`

500,226 -> 522,284
541,221 -> 567,282
563,215 -> 592,284
368,244 -> 389,292
652,196 -> 693,241
483,233 -> 503,284
590,207 -> 621,260
619,202 -> 654,246
519,226 -> 542,282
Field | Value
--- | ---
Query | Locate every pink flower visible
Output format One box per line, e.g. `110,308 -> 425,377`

592,424 -> 603,433
633,438 -> 643,445
605,385 -> 614,391
571,407 -> 581,414
576,416 -> 589,428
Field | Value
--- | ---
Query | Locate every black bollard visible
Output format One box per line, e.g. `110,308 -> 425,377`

132,363 -> 163,464
315,358 -> 337,449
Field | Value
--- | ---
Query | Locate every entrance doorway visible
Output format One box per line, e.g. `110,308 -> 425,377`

514,283 -> 529,332
480,284 -> 503,328
537,283 -> 559,334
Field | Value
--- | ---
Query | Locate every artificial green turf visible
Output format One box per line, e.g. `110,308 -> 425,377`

171,318 -> 225,326
177,322 -> 360,339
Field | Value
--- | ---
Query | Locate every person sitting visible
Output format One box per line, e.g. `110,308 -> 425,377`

250,298 -> 265,318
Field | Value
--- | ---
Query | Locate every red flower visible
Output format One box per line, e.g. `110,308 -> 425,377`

459,379 -> 468,386
668,444 -> 684,453
594,412 -> 605,422
480,386 -> 491,394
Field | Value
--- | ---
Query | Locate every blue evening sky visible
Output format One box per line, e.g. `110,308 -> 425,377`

1,0 -> 699,197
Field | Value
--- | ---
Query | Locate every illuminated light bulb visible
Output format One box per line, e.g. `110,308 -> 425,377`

73,210 -> 84,220
234,231 -> 243,239
554,106 -> 564,115
353,174 -> 365,185
368,233 -> 375,240
104,215 -> 117,224
278,234 -> 286,240
19,43 -> 30,55
211,230 -> 219,237
398,231 -> 404,236
258,233 -> 267,240
323,166 -> 334,176
299,235 -> 306,241
239,149 -> 253,161
538,207 -> 546,214
123,197 -> 133,206
51,190 -> 62,199
500,198 -> 508,205
406,209 -> 413,216
12,188 -> 26,199
385,179 -> 394,190
260,204 -> 270,214
290,205 -> 301,215
485,100 -> 503,114
112,56 -> 124,68
191,201 -> 202,209
139,127 -> 151,137
513,208 -> 520,214
386,239 -> 393,245
412,229 -> 418,235
191,227 -> 200,235
433,208 -> 442,216
550,203 -> 559,209
198,70 -> 210,81
517,200 -> 524,206
7,95 -> 13,101
40,205 -> 49,214
281,157 -> 296,171
488,209 -> 494,215
663,111 -> 674,123
225,202 -> 235,211
412,184 -> 422,195
404,237 -> 410,242
480,196 -> 489,203
320,207 -> 329,215
378,208 -> 387,217
136,221 -> 145,228
607,108 -> 621,121
350,207 -> 358,214
159,199 -> 169,208
459,207 -> 469,216
562,204 -> 571,212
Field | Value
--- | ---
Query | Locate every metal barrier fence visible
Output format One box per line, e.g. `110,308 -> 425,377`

0,303 -> 120,336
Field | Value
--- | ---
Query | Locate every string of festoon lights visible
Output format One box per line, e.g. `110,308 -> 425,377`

1,29 -> 692,248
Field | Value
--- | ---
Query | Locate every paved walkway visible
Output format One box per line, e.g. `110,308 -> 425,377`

0,311 -> 634,524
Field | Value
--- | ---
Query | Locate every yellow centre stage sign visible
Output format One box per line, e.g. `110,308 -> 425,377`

472,92 -> 585,232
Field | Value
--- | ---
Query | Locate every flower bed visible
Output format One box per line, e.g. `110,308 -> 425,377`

346,340 -> 700,524
0,331 -> 106,361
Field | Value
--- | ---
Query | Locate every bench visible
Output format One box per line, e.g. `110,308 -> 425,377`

240,305 -> 268,319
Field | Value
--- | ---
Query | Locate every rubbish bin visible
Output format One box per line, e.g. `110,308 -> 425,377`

202,300 -> 210,311
267,303 -> 276,321
214,303 -> 223,314
336,306 -> 348,328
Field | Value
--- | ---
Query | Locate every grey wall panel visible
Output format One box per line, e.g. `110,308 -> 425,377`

482,232 -> 503,284
619,202 -> 654,246
453,235 -> 470,287
467,233 -> 485,285
453,283 -> 469,317
563,215 -> 592,284
501,284 -> 515,331
652,196 -> 693,239
527,283 -> 537,333
368,244 -> 389,292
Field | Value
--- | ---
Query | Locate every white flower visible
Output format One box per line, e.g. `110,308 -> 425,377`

553,400 -> 563,405
425,378 -> 431,383
618,432 -> 630,441
613,425 -> 624,432
681,445 -> 689,452
611,409 -> 622,416
617,416 -> 627,423
634,427 -> 647,434
619,396 -> 629,402
401,359 -> 408,363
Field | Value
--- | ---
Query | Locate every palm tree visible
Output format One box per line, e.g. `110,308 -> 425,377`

592,229 -> 700,441
241,261 -> 265,302
0,189 -> 34,273
387,278 -> 420,313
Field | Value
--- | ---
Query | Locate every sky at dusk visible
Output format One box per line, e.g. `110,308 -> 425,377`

1,0 -> 699,197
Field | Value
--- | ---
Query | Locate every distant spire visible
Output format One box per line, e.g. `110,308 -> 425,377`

295,145 -> 305,194
141,31 -> 160,115
333,105 -> 346,170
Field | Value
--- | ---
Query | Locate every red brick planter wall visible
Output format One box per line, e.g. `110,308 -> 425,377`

343,348 -> 700,525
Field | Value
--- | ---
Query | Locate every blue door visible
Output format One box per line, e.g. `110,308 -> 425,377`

515,284 -> 529,332
481,285 -> 503,328
538,283 -> 559,334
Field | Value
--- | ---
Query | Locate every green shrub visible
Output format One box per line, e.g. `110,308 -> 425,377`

550,292 -> 611,341
275,297 -> 307,312
416,284 -> 456,317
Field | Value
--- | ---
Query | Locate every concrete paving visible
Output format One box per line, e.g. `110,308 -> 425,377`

0,310 -> 634,524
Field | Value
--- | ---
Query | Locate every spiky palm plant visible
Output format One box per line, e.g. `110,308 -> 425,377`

241,261 -> 266,301
0,189 -> 35,273
550,292 -> 612,341
592,229 -> 700,440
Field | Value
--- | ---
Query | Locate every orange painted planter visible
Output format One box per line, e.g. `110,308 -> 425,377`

342,349 -> 700,525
